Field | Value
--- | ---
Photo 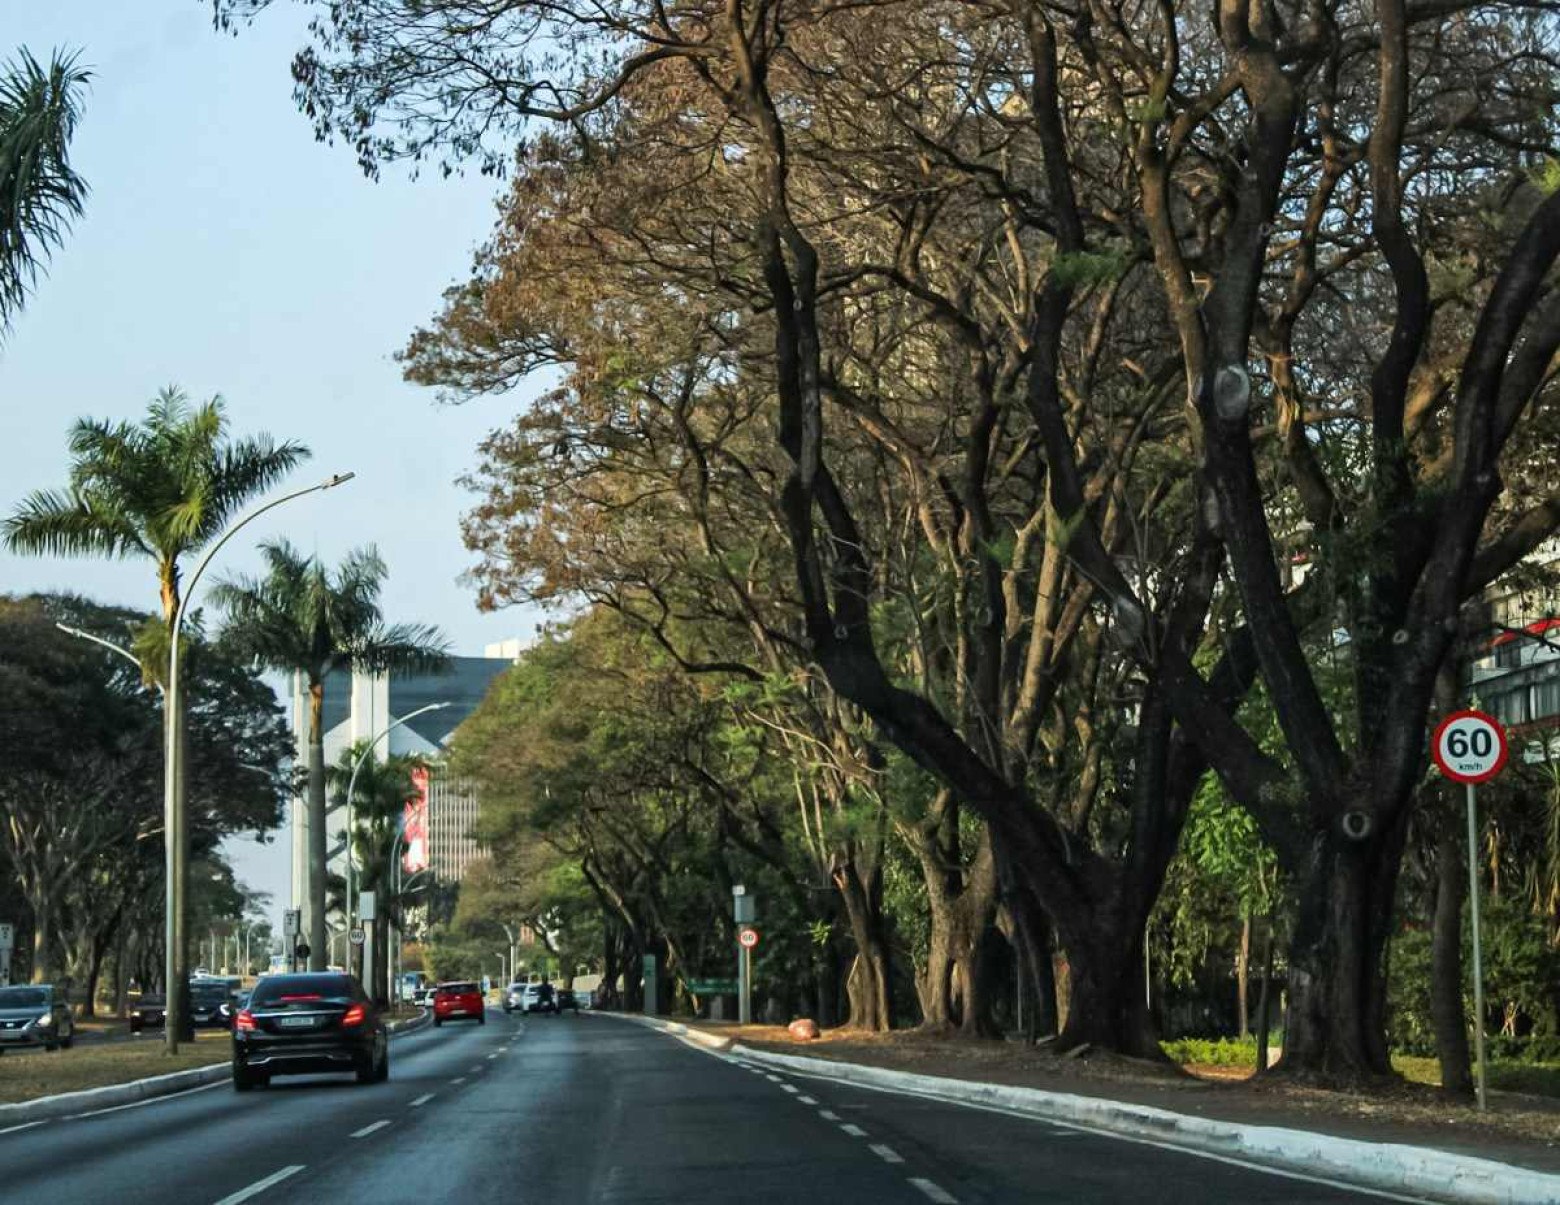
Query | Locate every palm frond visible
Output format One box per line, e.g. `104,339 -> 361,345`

2,486 -> 148,557
0,48 -> 89,332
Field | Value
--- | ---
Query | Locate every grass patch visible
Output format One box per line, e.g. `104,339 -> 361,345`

1393,1053 -> 1560,1099
0,1034 -> 228,1105
1161,1035 -> 1270,1068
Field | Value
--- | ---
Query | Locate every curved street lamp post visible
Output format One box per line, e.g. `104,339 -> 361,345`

162,472 -> 353,1053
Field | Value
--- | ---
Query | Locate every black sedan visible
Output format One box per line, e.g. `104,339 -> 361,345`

231,972 -> 388,1091
129,994 -> 165,1033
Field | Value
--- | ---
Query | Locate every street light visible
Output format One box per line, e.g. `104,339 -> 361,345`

162,471 -> 354,1054
342,701 -> 450,993
54,623 -> 142,669
387,821 -> 433,1004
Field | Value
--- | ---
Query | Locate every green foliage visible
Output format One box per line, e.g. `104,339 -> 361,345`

1161,1035 -> 1271,1067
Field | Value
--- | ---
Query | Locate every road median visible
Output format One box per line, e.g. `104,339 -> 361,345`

615,1012 -> 1560,1205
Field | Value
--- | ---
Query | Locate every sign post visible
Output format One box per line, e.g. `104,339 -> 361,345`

0,922 -> 13,987
1431,708 -> 1508,1112
733,886 -> 757,1025
283,909 -> 302,973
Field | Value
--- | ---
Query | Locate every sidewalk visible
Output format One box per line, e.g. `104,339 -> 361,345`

621,1015 -> 1560,1204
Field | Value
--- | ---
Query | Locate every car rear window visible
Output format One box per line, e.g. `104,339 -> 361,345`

0,988 -> 48,1008
250,975 -> 357,1006
439,982 -> 479,994
192,983 -> 230,1001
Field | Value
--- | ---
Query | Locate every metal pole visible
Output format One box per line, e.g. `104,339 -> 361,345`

738,945 -> 751,1025
162,471 -> 353,1055
1466,782 -> 1489,1112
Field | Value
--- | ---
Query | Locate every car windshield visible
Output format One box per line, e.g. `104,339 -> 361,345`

0,988 -> 48,1008
250,975 -> 356,1007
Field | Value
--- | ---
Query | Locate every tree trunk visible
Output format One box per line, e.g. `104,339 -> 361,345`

1055,918 -> 1158,1057
1255,911 -> 1276,1073
31,905 -> 54,984
1237,914 -> 1252,1039
1276,825 -> 1400,1082
913,830 -> 998,1035
835,861 -> 891,1031
1431,813 -> 1474,1099
307,680 -> 328,972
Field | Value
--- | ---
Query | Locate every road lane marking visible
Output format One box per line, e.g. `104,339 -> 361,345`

869,1143 -> 904,1164
797,1094 -> 818,1104
409,1093 -> 435,1108
780,1084 -> 799,1094
351,1120 -> 391,1138
71,1080 -> 224,1118
840,1123 -> 868,1137
818,1110 -> 840,1121
0,1120 -> 47,1135
451,1076 -> 467,1085
471,1064 -> 484,1072
765,1074 -> 783,1082
487,1053 -> 499,1060
909,1179 -> 958,1203
212,1165 -> 304,1204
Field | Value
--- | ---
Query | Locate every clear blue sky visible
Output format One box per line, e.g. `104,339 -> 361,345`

0,1 -> 544,919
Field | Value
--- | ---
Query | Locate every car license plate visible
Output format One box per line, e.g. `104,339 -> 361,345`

279,1015 -> 315,1029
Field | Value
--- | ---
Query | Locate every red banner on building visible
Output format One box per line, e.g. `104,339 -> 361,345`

403,766 -> 430,873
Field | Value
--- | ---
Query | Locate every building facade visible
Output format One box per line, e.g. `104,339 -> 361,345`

1469,540 -> 1560,748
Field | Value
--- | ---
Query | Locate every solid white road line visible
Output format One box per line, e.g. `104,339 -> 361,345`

350,1120 -> 391,1139
840,1123 -> 868,1138
869,1143 -> 904,1164
797,1095 -> 818,1105
211,1164 -> 304,1205
909,1178 -> 959,1203
0,1120 -> 47,1136
409,1093 -> 435,1108
72,1080 -> 224,1119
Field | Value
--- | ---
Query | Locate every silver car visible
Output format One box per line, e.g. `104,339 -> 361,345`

0,984 -> 75,1053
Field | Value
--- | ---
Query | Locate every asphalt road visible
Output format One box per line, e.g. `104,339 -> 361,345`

0,1010 -> 1405,1204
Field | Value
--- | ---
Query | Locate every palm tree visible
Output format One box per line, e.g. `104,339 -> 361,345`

213,542 -> 448,970
329,745 -> 425,1001
0,48 -> 90,333
4,390 -> 307,1034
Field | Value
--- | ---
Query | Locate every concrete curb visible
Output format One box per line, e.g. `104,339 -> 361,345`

0,1007 -> 435,1128
726,1044 -> 1560,1205
572,1013 -> 1560,1203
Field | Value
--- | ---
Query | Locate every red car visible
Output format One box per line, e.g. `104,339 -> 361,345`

432,981 -> 486,1026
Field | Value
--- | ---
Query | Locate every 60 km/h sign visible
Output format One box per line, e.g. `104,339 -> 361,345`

738,927 -> 760,950
1432,709 -> 1509,784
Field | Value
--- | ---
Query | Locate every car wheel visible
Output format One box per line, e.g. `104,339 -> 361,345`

45,1041 -> 58,1052
60,1033 -> 74,1050
233,1064 -> 257,1092
376,1048 -> 390,1083
355,1054 -> 378,1085
478,1014 -> 486,1026
434,1016 -> 443,1027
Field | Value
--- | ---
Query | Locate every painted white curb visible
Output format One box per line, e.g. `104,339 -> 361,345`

728,1044 -> 1560,1205
0,1007 -> 435,1128
576,1012 -> 1560,1204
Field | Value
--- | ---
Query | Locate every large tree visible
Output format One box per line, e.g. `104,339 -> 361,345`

214,541 -> 448,971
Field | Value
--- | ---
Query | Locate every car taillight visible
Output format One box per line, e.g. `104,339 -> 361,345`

340,1003 -> 366,1028
235,1010 -> 256,1032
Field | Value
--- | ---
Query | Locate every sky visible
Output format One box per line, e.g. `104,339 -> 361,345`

0,1 -> 546,922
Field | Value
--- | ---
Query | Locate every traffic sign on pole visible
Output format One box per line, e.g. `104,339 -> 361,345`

1431,707 -> 1507,1114
738,927 -> 759,950
1431,709 -> 1508,783
349,928 -> 366,946
282,909 -> 301,937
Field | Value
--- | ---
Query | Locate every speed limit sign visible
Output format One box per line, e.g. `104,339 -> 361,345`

1432,709 -> 1508,784
738,927 -> 760,950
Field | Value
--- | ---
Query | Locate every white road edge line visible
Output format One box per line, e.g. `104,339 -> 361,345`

409,1093 -> 435,1108
211,1164 -> 304,1205
870,1143 -> 904,1164
0,1119 -> 47,1136
908,1177 -> 959,1203
840,1123 -> 868,1138
71,1079 -> 225,1119
647,1021 -> 1430,1205
350,1120 -> 391,1139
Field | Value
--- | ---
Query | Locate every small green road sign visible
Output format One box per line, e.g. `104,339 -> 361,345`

686,978 -> 738,994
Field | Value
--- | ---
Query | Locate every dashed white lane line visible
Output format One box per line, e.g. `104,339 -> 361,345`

797,1095 -> 818,1105
840,1123 -> 868,1138
486,1053 -> 499,1060
451,1076 -> 467,1085
909,1178 -> 958,1203
869,1143 -> 904,1164
764,1074 -> 783,1082
409,1093 -> 436,1108
780,1084 -> 799,1094
818,1110 -> 840,1122
212,1164 -> 305,1204
350,1120 -> 391,1139
470,1064 -> 484,1073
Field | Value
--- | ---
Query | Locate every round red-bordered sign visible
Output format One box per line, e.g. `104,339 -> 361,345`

1431,709 -> 1508,784
738,927 -> 760,950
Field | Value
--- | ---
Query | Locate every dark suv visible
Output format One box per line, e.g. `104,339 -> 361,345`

231,973 -> 388,1090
